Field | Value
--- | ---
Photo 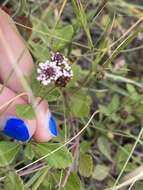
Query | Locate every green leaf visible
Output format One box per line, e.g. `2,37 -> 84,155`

5,172 -> 25,190
16,104 -> 36,120
79,153 -> 93,177
99,105 -> 110,116
32,168 -> 49,190
31,18 -> 74,51
109,95 -> 119,112
68,64 -> 82,87
115,144 -> 132,165
80,141 -> 91,154
24,144 -> 35,160
0,141 -> 20,167
71,91 -> 92,118
92,165 -> 110,181
26,170 -> 47,189
126,84 -> 139,100
52,25 -> 74,51
62,173 -> 83,190
34,143 -> 73,169
71,0 -> 93,48
97,136 -> 112,161
30,41 -> 50,61
127,84 -> 136,94
115,144 -> 136,172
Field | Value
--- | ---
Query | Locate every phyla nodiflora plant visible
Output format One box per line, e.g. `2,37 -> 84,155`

37,52 -> 73,87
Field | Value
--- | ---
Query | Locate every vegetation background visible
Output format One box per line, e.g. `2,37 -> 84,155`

0,0 -> 143,189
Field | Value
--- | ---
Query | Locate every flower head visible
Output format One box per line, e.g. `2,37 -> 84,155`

51,52 -> 65,64
37,61 -> 62,85
37,52 -> 73,87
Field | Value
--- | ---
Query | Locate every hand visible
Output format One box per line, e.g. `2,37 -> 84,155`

0,9 -> 58,142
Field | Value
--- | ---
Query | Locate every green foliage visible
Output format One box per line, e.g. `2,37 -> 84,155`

99,94 -> 120,122
5,172 -> 25,190
52,25 -> 74,51
80,141 -> 91,154
92,165 -> 110,181
71,91 -> 92,118
0,142 -> 20,167
31,18 -> 74,52
31,168 -> 49,190
30,41 -> 50,61
16,104 -> 36,120
62,173 -> 83,190
69,64 -> 82,86
115,144 -> 137,172
1,1 -> 143,189
24,144 -> 35,160
79,153 -> 93,177
97,136 -> 112,161
71,0 -> 93,48
33,143 -> 73,169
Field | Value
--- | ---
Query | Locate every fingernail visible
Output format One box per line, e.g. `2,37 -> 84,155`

3,116 -> 30,142
49,114 -> 58,137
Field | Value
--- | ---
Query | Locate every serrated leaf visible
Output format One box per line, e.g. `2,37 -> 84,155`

16,104 -> 36,120
5,172 -> 25,190
97,137 -> 112,161
34,143 -> 73,169
24,144 -> 35,160
92,165 -> 110,181
30,41 -> 50,61
0,141 -> 20,167
79,153 -> 93,177
62,173 -> 82,190
52,25 -> 74,51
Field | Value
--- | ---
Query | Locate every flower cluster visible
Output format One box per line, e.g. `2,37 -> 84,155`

37,52 -> 73,87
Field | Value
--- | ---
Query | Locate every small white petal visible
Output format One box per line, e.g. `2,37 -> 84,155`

39,62 -> 44,68
37,68 -> 42,73
42,80 -> 50,85
37,76 -> 42,81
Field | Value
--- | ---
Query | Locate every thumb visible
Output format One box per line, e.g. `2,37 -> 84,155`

33,98 -> 58,142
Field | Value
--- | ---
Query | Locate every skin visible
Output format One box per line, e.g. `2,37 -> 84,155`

0,9 -> 33,93
0,9 -> 56,142
0,84 -> 36,137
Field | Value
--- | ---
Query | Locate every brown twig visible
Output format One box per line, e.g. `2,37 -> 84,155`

61,139 -> 80,187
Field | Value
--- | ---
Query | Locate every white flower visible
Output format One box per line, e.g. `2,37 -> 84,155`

37,61 -> 62,85
37,52 -> 73,86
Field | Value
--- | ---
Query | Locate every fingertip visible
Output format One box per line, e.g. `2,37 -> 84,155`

2,116 -> 35,142
35,97 -> 48,111
49,113 -> 58,137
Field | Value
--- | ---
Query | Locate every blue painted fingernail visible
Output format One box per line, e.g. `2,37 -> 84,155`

49,114 -> 58,137
3,117 -> 30,142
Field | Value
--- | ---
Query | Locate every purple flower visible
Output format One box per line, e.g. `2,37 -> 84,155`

37,53 -> 73,87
